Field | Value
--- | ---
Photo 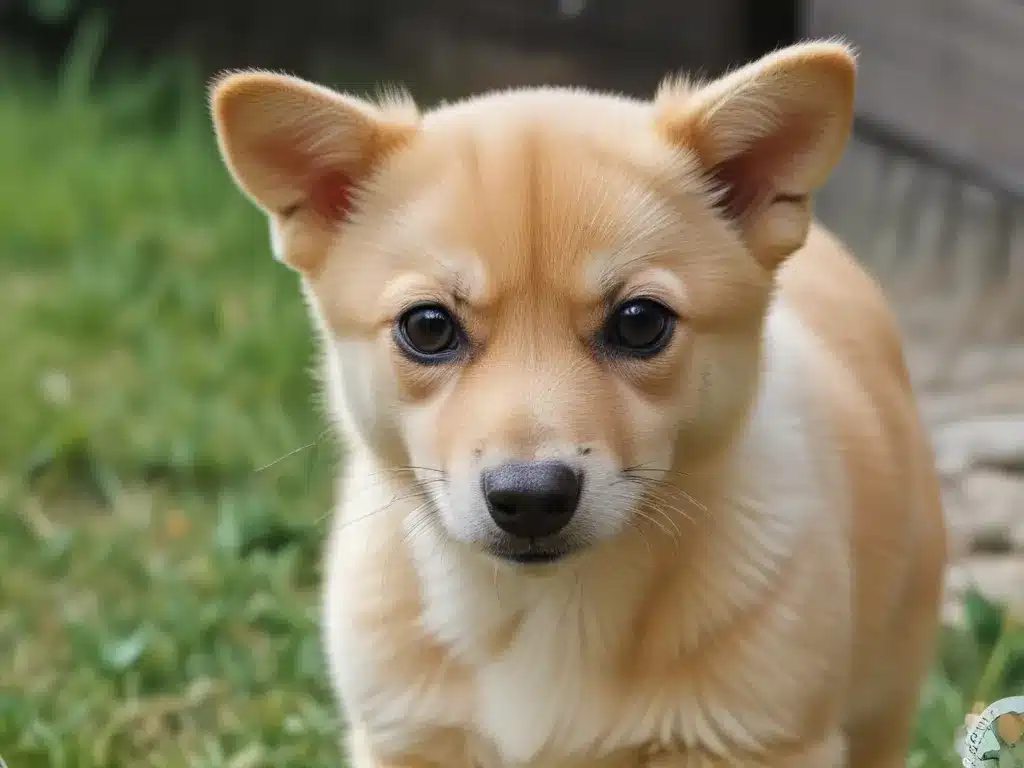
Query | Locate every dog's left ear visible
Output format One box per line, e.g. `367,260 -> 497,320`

655,41 -> 856,268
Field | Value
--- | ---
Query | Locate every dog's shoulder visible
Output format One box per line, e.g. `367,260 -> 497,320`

777,222 -> 911,394
774,221 -> 948,734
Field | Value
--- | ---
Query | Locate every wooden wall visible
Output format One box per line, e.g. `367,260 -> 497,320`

379,0 -> 755,101
2,0 -> 763,99
804,0 -> 1024,196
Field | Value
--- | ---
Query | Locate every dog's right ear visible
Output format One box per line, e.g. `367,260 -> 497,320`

210,72 -> 419,272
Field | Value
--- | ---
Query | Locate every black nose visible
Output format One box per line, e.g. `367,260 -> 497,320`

482,460 -> 582,538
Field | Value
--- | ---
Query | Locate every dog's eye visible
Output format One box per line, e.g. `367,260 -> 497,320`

396,304 -> 460,362
603,298 -> 675,356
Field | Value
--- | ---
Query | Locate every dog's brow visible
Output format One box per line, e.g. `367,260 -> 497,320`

450,274 -> 469,304
588,249 -> 658,298
427,254 -> 477,306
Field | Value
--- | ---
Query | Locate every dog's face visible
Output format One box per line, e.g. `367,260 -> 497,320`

211,43 -> 854,566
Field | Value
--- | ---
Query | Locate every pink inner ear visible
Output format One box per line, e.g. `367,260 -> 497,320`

252,138 -> 354,221
308,170 -> 353,221
710,152 -> 766,221
707,116 -> 818,221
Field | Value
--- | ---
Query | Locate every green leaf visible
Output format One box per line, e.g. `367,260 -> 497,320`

965,588 -> 1007,652
101,628 -> 149,672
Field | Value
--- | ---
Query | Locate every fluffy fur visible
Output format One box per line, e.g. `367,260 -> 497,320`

210,41 -> 948,767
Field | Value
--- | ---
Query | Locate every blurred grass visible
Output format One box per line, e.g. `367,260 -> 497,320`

0,47 -> 1022,768
0,53 -> 342,767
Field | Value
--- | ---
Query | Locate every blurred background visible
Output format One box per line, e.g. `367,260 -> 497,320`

0,0 -> 1021,765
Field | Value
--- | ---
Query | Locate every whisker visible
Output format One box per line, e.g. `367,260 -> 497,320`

388,501 -> 437,583
622,464 -> 709,483
323,479 -> 445,529
314,471 -> 447,519
362,465 -> 447,477
588,483 -> 697,558
631,484 -> 699,528
624,518 -> 653,557
610,486 -> 687,537
254,427 -> 333,473
612,477 -> 692,516
630,506 -> 675,538
617,473 -> 708,513
492,561 -> 502,606
400,502 -> 437,548
584,499 -> 665,557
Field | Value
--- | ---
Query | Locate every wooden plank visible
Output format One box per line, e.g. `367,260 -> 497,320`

420,0 -> 746,73
384,0 -> 747,100
804,0 -> 1024,192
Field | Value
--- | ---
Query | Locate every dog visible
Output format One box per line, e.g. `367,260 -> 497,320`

210,40 -> 948,767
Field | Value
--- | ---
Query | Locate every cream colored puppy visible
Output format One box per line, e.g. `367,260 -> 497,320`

210,41 -> 947,767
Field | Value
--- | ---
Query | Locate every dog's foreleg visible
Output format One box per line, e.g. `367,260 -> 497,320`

643,730 -> 847,768
345,724 -> 474,768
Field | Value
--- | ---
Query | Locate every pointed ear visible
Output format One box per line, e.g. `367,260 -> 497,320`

210,71 -> 419,272
655,41 -> 856,267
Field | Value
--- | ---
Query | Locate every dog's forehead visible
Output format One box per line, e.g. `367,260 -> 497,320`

406,111 -> 696,304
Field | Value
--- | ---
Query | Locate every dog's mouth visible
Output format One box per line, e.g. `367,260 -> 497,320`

487,540 -> 577,566
504,550 -> 567,564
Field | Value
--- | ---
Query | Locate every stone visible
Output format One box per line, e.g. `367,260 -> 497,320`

961,470 -> 1024,552
944,555 -> 1024,626
930,415 -> 1024,477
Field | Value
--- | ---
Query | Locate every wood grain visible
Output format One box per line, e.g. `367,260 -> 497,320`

804,0 -> 1024,191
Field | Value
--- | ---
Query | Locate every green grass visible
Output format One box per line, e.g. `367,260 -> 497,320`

0,61 -> 341,766
0,58 -> 1021,767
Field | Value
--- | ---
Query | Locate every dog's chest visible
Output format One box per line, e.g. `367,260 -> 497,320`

471,622 -> 612,764
415,578 -> 709,768
457,622 -> 733,768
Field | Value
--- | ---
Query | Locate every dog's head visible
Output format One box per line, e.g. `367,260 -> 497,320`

210,43 -> 855,567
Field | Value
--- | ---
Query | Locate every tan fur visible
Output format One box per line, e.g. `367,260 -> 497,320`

210,41 -> 948,768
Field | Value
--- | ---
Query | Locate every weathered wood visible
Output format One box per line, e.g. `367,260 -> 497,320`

385,0 -> 748,101
815,134 -> 1024,426
804,0 -> 1024,193
406,0 -> 747,74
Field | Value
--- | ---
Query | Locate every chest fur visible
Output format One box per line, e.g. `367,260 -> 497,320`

331,542 -> 844,768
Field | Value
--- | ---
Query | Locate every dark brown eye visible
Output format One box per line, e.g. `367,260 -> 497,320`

396,304 -> 460,362
603,298 -> 675,357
